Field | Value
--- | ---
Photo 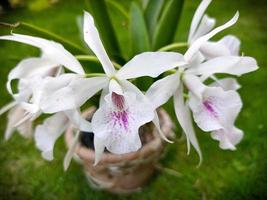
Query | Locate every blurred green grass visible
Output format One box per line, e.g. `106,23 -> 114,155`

0,0 -> 267,199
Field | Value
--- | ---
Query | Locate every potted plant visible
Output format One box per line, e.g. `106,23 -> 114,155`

0,0 -> 258,195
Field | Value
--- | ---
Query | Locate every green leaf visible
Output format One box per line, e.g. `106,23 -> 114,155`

140,0 -> 150,9
144,0 -> 164,38
129,2 -> 150,57
106,0 -> 129,20
85,0 -> 120,60
106,0 -> 130,62
152,0 -> 184,50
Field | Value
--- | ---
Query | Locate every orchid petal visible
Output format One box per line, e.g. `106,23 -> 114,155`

12,79 -> 32,102
35,112 -> 68,161
13,111 -> 33,128
190,15 -> 216,43
119,80 -> 151,105
146,72 -> 180,109
187,52 -> 205,69
209,77 -> 241,91
152,111 -> 173,143
211,126 -> 243,150
99,86 -> 109,107
188,85 -> 242,132
0,34 -> 84,74
40,74 -> 108,113
65,109 -> 92,132
5,106 -> 32,140
219,35 -> 240,55
0,101 -> 17,116
116,52 -> 186,79
20,102 -> 40,118
14,76 -> 49,117
64,131 -> 80,171
6,57 -> 58,95
174,84 -> 202,165
93,136 -> 106,165
109,79 -> 123,95
187,56 -> 258,77
83,11 -> 116,76
200,41 -> 230,59
92,80 -> 154,154
200,35 -> 240,59
92,94 -> 140,154
183,74 -> 206,100
189,0 -> 212,42
185,12 -> 239,62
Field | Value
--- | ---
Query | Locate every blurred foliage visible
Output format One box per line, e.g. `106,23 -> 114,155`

1,0 -> 59,10
0,0 -> 267,199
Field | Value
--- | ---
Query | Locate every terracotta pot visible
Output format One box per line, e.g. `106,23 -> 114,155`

65,107 -> 173,194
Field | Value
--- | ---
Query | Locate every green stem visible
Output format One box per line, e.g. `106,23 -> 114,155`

0,22 -> 87,54
158,42 -> 188,52
85,73 -> 106,78
75,55 -> 121,69
164,69 -> 177,76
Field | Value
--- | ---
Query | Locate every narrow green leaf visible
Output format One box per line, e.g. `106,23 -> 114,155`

144,0 -> 164,38
86,0 -> 120,59
130,2 -> 150,57
152,0 -> 184,50
141,0 -> 150,9
106,0 -> 130,62
106,0 -> 129,20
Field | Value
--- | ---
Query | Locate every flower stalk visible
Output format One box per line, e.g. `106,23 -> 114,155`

158,42 -> 188,52
76,55 -> 121,69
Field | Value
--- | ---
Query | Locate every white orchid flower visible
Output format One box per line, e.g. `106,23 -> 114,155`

211,127 -> 243,150
80,11 -> 186,165
27,11 -> 185,167
185,75 -> 242,131
34,112 -> 68,161
0,34 -> 96,163
0,48 -> 63,140
0,70 -> 66,145
188,0 -> 241,60
32,73 -> 102,162
146,11 -> 258,164
2,105 -> 32,141
83,12 -> 186,165
0,33 -> 85,122
208,77 -> 243,150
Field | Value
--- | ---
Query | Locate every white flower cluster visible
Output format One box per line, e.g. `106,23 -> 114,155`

0,0 -> 258,169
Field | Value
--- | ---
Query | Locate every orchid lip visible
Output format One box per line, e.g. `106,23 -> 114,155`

112,92 -> 125,110
110,109 -> 129,131
110,92 -> 130,130
203,99 -> 218,118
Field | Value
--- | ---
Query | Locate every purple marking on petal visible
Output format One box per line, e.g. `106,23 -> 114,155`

110,109 -> 129,130
112,92 -> 125,110
203,99 -> 218,117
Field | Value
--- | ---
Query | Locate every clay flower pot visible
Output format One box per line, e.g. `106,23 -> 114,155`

65,107 -> 173,194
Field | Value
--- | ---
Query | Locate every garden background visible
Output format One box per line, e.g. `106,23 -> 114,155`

0,0 -> 266,199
